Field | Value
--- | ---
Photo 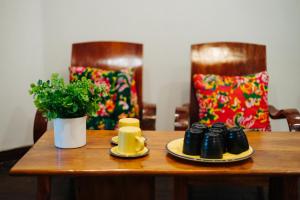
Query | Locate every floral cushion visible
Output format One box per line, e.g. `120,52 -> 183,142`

69,66 -> 139,130
193,71 -> 271,131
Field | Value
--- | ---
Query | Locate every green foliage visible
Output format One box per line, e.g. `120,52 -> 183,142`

29,73 -> 106,120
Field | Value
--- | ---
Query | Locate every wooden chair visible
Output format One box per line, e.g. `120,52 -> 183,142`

175,42 -> 300,131
34,41 -> 156,142
174,42 -> 300,200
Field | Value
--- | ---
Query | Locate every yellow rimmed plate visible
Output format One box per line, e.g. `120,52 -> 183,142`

110,146 -> 149,158
111,136 -> 147,145
166,138 -> 254,163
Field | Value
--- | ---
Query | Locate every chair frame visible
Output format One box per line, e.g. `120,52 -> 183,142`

175,42 -> 300,131
174,41 -> 300,200
34,41 -> 156,143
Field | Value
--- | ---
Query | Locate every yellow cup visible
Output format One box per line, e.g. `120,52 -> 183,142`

118,126 -> 145,155
119,118 -> 141,137
119,118 -> 140,128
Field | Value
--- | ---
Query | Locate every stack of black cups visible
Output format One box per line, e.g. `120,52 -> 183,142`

183,122 -> 249,159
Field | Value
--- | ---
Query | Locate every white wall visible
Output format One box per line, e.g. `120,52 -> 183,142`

1,0 -> 299,151
0,0 -> 44,151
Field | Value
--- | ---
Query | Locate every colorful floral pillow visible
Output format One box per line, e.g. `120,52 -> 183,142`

69,66 -> 139,130
193,71 -> 271,131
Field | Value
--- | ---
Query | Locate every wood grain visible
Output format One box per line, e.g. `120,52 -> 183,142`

10,130 -> 300,176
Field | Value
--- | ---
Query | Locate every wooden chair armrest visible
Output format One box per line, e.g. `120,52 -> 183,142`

141,102 -> 156,130
174,103 -> 189,131
33,110 -> 48,143
269,105 -> 300,132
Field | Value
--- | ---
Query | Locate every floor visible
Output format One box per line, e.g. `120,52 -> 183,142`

0,160 -> 72,200
2,160 -> 298,200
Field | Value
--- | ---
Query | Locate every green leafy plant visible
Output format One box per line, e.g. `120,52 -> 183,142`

29,73 -> 106,120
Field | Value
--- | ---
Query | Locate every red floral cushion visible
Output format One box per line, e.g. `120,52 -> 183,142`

69,66 -> 139,130
193,71 -> 271,131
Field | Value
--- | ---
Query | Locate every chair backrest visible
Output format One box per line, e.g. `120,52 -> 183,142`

71,41 -> 143,118
190,42 -> 267,125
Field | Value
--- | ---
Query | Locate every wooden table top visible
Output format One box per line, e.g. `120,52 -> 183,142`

10,130 -> 300,176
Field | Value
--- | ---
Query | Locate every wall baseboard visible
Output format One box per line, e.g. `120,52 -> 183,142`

0,146 -> 31,162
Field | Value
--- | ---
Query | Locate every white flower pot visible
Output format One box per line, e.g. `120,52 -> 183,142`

53,116 -> 86,148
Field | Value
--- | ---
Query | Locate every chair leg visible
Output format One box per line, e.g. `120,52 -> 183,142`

36,176 -> 51,200
174,176 -> 188,200
256,186 -> 265,200
68,177 -> 76,200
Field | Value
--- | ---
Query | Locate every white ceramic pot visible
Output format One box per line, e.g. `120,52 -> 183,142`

53,116 -> 86,148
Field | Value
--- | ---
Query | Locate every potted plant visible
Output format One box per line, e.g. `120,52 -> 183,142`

29,73 -> 105,148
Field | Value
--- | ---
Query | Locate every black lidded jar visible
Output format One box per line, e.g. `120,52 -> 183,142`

200,131 -> 224,159
182,127 -> 206,155
226,127 -> 249,154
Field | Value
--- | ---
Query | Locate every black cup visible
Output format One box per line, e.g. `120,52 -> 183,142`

191,122 -> 208,132
183,127 -> 205,155
212,122 -> 228,137
226,127 -> 249,154
210,127 -> 226,153
200,131 -> 224,159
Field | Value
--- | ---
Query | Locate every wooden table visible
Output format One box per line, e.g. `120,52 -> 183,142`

10,130 -> 300,200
